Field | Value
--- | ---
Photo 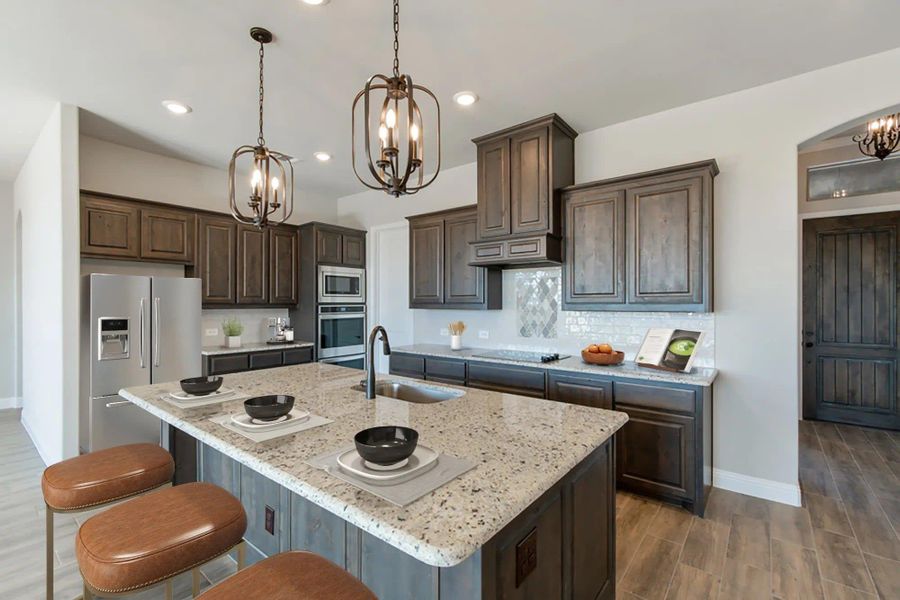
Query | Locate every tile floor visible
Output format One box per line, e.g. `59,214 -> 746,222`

2,409 -> 898,599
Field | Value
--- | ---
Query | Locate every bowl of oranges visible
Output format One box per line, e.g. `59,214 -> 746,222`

581,343 -> 625,366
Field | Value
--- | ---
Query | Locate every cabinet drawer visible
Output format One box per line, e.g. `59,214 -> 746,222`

472,241 -> 505,260
507,236 -> 544,258
468,361 -> 545,397
249,351 -> 284,370
547,372 -> 612,409
282,347 -> 313,365
389,353 -> 425,379
614,381 -> 696,414
425,357 -> 466,384
207,353 -> 249,375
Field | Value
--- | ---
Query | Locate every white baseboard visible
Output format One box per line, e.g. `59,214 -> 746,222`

0,396 -> 22,410
20,412 -> 51,467
713,468 -> 801,507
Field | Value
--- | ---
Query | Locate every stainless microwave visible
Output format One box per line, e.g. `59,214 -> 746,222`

318,266 -> 365,304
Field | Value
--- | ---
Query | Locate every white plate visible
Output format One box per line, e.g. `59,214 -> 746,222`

230,409 -> 310,431
169,388 -> 236,402
336,445 -> 438,485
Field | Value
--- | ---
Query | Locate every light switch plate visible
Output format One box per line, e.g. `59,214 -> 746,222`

478,330 -> 489,339
440,328 -> 449,336
205,328 -> 218,336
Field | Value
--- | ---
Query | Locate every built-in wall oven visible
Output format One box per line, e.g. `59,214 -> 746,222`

318,304 -> 366,365
318,266 -> 365,304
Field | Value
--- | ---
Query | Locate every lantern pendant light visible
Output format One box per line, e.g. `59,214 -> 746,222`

228,27 -> 294,227
854,113 -> 900,161
352,0 -> 441,197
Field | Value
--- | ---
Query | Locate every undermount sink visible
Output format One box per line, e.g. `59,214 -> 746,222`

352,381 -> 464,404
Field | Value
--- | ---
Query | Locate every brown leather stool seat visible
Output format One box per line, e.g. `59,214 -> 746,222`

42,443 -> 174,511
76,482 -> 247,595
198,551 -> 376,600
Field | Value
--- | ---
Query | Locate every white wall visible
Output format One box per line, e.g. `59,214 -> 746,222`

337,47 -> 900,504
14,103 -> 80,464
79,135 -> 338,224
0,181 -> 16,407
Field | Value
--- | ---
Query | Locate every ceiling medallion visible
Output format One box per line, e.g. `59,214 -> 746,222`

853,113 -> 900,161
228,27 -> 294,227
351,0 -> 441,197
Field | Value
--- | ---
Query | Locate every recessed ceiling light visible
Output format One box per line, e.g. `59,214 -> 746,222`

301,0 -> 329,5
313,151 -> 331,162
453,91 -> 478,106
162,100 -> 192,115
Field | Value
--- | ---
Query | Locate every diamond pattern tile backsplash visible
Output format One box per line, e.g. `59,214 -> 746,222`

413,267 -> 715,367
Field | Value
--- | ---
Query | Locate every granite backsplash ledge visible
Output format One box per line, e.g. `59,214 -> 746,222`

412,267 -> 715,368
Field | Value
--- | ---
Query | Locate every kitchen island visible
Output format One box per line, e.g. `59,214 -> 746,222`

120,362 -> 627,599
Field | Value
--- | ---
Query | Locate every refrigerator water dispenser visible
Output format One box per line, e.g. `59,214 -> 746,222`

98,317 -> 130,360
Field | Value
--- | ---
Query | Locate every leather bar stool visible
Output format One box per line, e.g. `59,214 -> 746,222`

76,482 -> 247,599
197,551 -> 376,600
41,443 -> 175,600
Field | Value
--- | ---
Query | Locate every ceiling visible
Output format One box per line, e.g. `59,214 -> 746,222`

2,0 -> 900,202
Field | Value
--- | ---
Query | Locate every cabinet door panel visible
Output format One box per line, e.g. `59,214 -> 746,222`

240,465 -> 289,563
342,233 -> 366,267
81,197 -> 140,258
510,126 -> 550,235
198,215 -> 237,304
317,229 -> 343,264
468,362 -> 545,397
627,175 -> 703,305
571,442 -> 614,600
389,353 -> 425,379
248,350 -> 283,370
477,138 -> 511,239
140,207 -> 194,263
206,353 -> 249,375
237,225 -> 269,304
269,227 -> 298,305
547,372 -> 612,409
282,347 -> 313,365
564,188 -> 626,305
616,404 -> 695,501
409,217 -> 444,305
425,357 -> 467,385
444,211 -> 484,304
290,493 -> 346,567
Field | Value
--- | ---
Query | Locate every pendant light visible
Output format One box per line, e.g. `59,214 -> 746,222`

854,113 -> 900,161
228,27 -> 294,227
352,0 -> 441,197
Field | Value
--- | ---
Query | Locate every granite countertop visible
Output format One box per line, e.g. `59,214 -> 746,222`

120,362 -> 627,567
201,340 -> 314,356
393,343 -> 719,387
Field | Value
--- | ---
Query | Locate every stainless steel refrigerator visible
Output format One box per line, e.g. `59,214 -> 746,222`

80,274 -> 201,453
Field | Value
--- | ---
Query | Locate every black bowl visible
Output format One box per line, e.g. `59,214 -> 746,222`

354,426 -> 419,466
179,376 -> 223,396
244,395 -> 295,421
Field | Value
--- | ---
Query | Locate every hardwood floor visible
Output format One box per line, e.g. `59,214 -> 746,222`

618,419 -> 900,599
2,409 -> 898,598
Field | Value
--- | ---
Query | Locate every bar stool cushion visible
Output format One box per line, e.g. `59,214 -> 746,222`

42,443 -> 174,511
198,551 -> 376,600
76,482 -> 247,594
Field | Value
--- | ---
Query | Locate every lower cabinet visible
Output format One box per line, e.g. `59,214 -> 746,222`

204,347 -> 313,376
240,465 -> 291,565
467,362 -> 546,398
546,372 -> 612,409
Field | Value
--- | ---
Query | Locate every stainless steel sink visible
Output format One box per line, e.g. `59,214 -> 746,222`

352,381 -> 463,403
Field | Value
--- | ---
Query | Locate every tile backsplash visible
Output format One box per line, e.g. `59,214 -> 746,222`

201,308 -> 290,347
413,267 -> 715,367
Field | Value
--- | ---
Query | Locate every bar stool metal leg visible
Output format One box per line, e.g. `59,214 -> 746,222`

192,567 -> 202,597
82,582 -> 93,600
237,541 -> 246,571
165,579 -> 174,600
46,505 -> 53,600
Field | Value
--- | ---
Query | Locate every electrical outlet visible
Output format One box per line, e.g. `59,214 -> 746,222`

440,328 -> 449,336
205,328 -> 218,337
265,505 -> 275,534
478,330 -> 489,339
515,528 -> 538,587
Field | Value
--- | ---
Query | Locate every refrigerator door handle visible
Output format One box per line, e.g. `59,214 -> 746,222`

139,298 -> 146,369
153,297 -> 161,367
104,400 -> 132,408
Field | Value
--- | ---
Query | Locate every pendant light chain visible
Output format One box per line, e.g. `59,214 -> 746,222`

257,39 -> 266,146
392,0 -> 400,78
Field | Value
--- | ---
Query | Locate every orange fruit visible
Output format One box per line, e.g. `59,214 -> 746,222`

587,344 -> 601,354
598,343 -> 613,354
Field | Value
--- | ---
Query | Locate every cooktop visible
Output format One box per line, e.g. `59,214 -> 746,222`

470,350 -> 570,364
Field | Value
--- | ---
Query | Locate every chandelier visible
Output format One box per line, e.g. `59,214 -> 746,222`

351,0 -> 441,197
853,113 -> 900,161
228,27 -> 294,227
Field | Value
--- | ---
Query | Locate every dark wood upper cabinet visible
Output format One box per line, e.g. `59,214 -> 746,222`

81,195 -> 141,259
305,223 -> 366,267
342,232 -> 366,267
197,214 -> 237,305
562,159 -> 717,312
317,228 -> 343,264
407,206 -> 502,310
269,226 -> 299,305
236,225 -> 269,304
470,114 -> 576,267
139,207 -> 194,263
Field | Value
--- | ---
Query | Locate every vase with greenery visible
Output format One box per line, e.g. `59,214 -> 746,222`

222,317 -> 244,348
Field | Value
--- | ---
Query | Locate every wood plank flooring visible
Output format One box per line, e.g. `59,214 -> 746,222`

618,419 -> 899,599
2,409 -> 898,598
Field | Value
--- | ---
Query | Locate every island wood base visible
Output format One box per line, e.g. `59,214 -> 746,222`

188,436 -> 615,600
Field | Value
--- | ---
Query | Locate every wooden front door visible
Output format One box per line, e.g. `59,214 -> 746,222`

802,212 -> 900,429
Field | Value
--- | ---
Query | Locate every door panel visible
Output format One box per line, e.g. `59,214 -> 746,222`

151,277 -> 202,383
237,225 -> 269,304
317,229 -> 343,264
409,217 -> 444,305
140,207 -> 194,263
803,213 -> 900,429
81,196 -> 140,258
510,126 -> 549,235
477,138 -> 511,239
342,233 -> 366,267
444,211 -> 484,304
269,227 -> 298,304
198,215 -> 237,304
